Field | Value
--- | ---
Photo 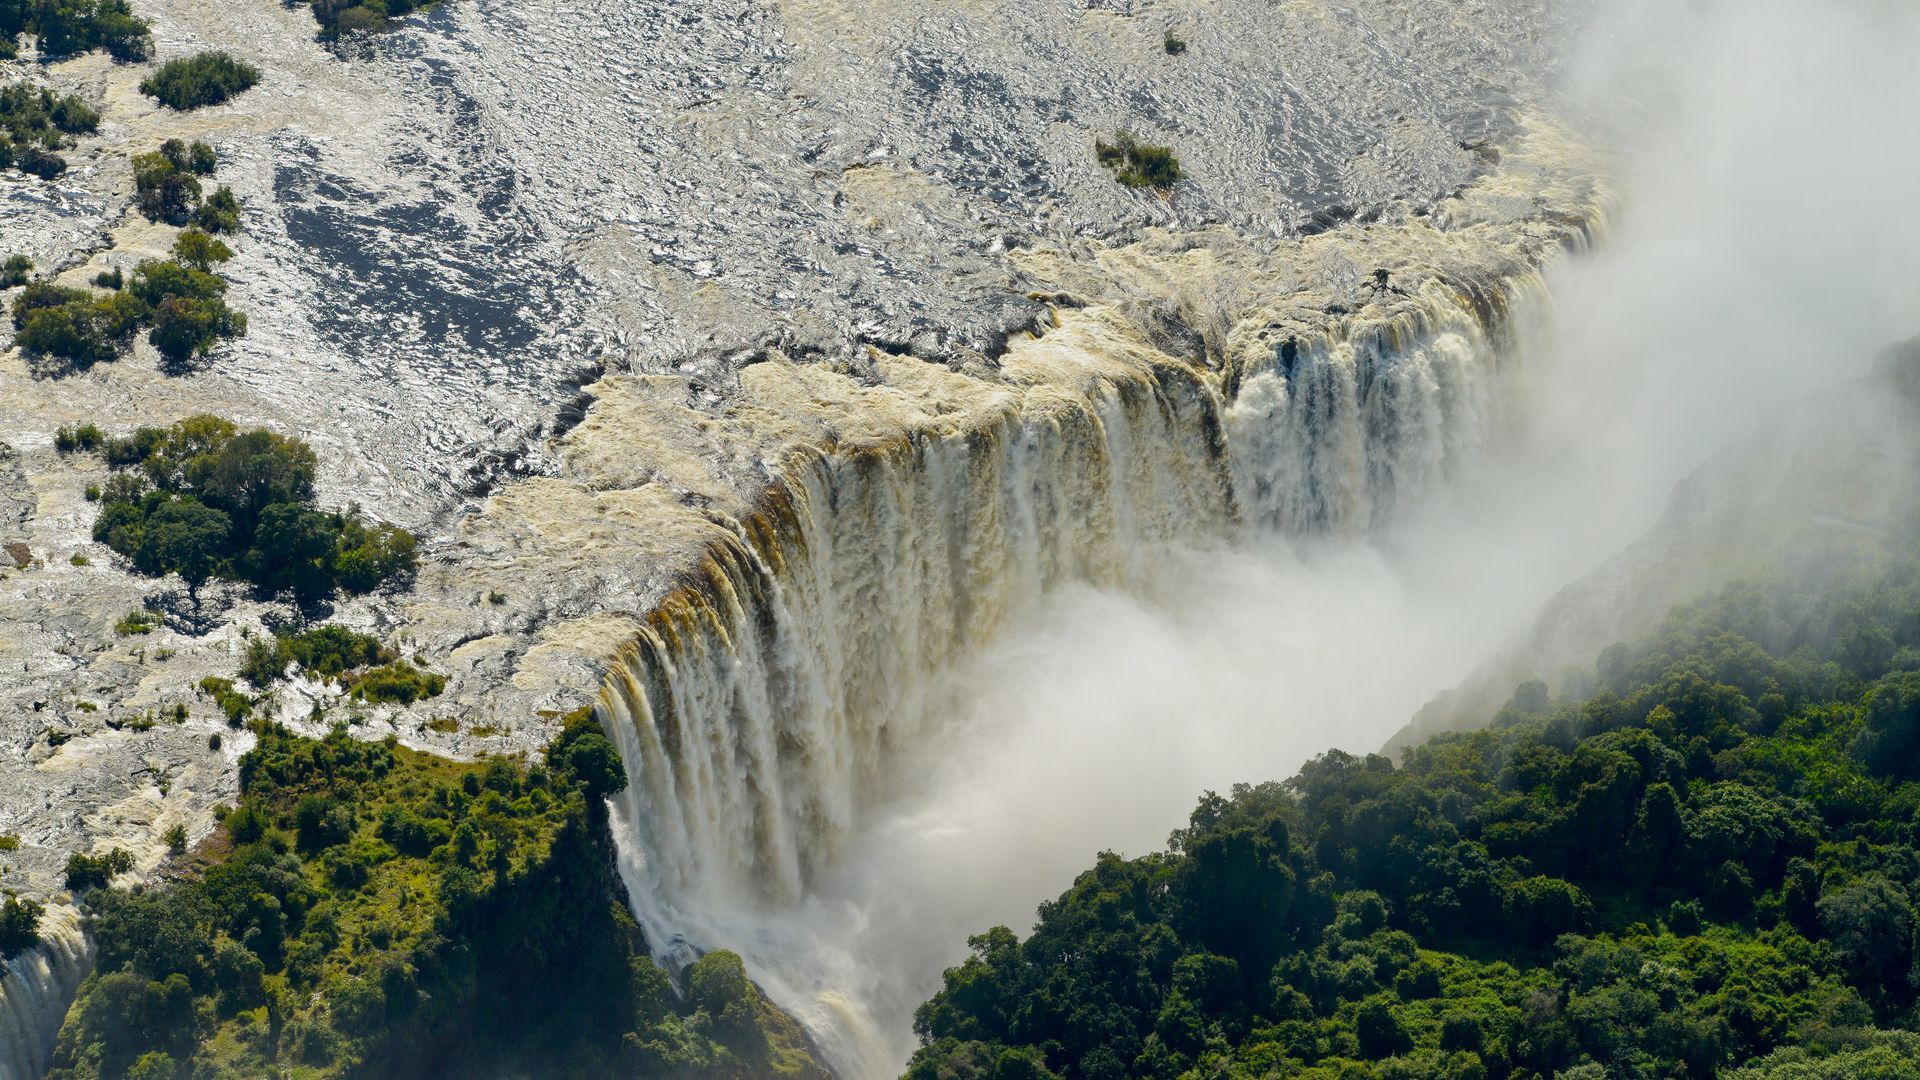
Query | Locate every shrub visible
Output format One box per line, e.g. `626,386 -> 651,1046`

0,81 -> 105,181
92,266 -> 123,289
17,144 -> 66,179
195,186 -> 242,234
64,847 -> 135,891
132,147 -> 203,224
348,660 -> 445,705
198,677 -> 253,725
0,895 -> 42,959
1163,32 -> 1187,55
1095,131 -> 1185,190
163,824 -> 187,856
92,417 -> 414,601
10,275 -> 156,366
1,253 -> 30,287
3,0 -> 153,61
56,423 -> 104,453
171,228 -> 231,271
139,52 -> 261,111
311,0 -> 440,37
14,294 -> 113,363
149,294 -> 246,362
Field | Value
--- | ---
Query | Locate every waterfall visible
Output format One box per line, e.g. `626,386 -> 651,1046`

593,259 -> 1564,1074
600,366 -> 1236,916
0,907 -> 93,1080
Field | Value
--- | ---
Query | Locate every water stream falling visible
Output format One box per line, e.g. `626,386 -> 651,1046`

0,908 -> 93,1080
594,266 -> 1562,1076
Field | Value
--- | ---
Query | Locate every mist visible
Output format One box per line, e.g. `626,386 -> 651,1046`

656,2 -> 1920,1075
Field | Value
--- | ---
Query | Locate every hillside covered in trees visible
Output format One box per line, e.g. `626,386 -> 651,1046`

907,550 -> 1920,1079
47,714 -> 826,1080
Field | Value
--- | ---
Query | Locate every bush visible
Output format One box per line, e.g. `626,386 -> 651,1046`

195,186 -> 242,234
91,417 -> 415,602
348,660 -> 445,705
1,253 -> 30,287
0,81 -> 105,181
64,848 -> 135,892
0,895 -> 43,959
149,294 -> 246,362
132,145 -> 203,224
3,0 -> 153,61
310,0 -> 441,37
197,677 -> 253,725
15,296 -> 113,364
1095,132 -> 1185,190
139,52 -> 261,111
56,423 -> 105,453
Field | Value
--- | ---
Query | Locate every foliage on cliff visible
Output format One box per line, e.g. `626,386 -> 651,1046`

908,555 -> 1920,1079
87,415 -> 416,602
51,713 -> 826,1079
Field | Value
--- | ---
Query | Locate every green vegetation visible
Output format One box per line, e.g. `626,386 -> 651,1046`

52,715 -> 826,1079
2,254 -> 31,287
0,0 -> 151,62
134,139 -> 239,232
1,894 -> 44,964
1096,132 -> 1184,190
909,555 -> 1920,1079
88,415 -> 416,602
0,80 -> 100,179
240,625 -> 446,705
1163,32 -> 1187,55
114,608 -> 158,636
139,51 -> 260,111
305,0 -> 441,38
65,849 -> 135,893
199,677 -> 254,726
9,228 -> 246,368
57,422 -> 106,453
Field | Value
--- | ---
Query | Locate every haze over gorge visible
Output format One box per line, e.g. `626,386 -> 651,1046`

2,0 -> 1918,1078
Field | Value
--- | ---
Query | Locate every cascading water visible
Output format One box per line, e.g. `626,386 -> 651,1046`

592,262 -> 1564,1075
0,907 -> 93,1080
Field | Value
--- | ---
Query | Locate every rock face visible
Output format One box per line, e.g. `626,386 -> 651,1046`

1,0 -> 1608,1067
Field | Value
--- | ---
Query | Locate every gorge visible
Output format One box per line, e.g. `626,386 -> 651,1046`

4,0 -> 1920,1077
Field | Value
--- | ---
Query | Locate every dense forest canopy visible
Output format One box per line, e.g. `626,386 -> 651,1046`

908,549 -> 1920,1079
49,714 -> 826,1079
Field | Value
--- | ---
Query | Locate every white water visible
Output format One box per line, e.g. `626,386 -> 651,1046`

0,907 -> 93,1080
592,3 -> 1920,1066
595,272 -> 1553,1076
